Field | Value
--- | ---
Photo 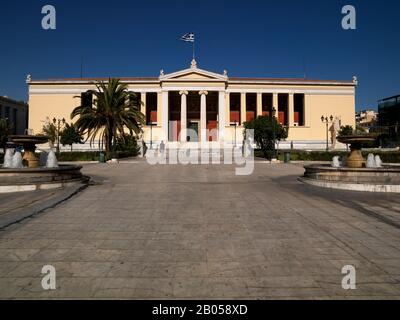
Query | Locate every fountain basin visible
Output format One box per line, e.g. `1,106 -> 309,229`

337,135 -> 376,168
300,164 -> 400,193
0,165 -> 86,194
9,135 -> 49,168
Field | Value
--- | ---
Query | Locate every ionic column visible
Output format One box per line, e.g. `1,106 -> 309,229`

199,91 -> 208,143
225,93 -> 230,127
288,93 -> 294,127
140,92 -> 147,118
162,91 -> 169,141
273,93 -> 279,120
240,93 -> 246,125
256,93 -> 262,117
218,91 -> 226,142
179,91 -> 188,142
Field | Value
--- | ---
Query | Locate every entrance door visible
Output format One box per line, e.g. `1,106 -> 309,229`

187,121 -> 199,142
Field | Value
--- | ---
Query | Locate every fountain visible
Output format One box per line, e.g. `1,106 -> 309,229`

366,153 -> 376,168
0,135 -> 86,193
46,150 -> 59,168
375,155 -> 383,168
2,149 -> 14,168
12,152 -> 24,169
337,134 -> 376,168
332,156 -> 341,168
9,135 -> 49,168
300,134 -> 400,193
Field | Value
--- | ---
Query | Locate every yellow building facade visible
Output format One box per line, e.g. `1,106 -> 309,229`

27,60 -> 356,150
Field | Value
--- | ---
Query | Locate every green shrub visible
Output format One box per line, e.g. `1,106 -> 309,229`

115,134 -> 140,157
255,149 -> 400,163
55,151 -> 137,162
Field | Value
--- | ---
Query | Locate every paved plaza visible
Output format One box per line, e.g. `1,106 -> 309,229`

0,160 -> 400,299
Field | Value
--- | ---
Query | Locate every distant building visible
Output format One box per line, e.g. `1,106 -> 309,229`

356,109 -> 377,132
378,94 -> 400,136
0,96 -> 29,135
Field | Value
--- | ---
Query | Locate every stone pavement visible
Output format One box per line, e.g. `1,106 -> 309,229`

0,160 -> 400,299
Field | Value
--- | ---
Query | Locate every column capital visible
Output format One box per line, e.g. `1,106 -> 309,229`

199,90 -> 208,96
179,90 -> 188,96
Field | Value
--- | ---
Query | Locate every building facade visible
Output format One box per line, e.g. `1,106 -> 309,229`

356,109 -> 377,132
28,60 -> 357,150
378,94 -> 400,138
0,96 -> 29,135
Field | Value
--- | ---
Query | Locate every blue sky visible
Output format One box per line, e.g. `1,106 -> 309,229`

0,0 -> 399,110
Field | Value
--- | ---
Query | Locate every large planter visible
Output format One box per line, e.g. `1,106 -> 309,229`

337,135 -> 376,168
9,135 -> 49,168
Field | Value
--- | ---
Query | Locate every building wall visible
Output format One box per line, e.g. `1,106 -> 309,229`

0,96 -> 29,135
29,94 -> 79,135
28,73 -> 356,149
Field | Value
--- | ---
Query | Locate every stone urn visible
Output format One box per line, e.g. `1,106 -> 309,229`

9,135 -> 49,168
337,135 -> 376,168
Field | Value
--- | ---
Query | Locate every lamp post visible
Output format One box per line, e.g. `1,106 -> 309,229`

272,107 -> 277,160
321,115 -> 334,152
53,117 -> 66,154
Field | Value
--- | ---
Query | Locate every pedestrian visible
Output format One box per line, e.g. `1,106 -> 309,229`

159,140 -> 165,154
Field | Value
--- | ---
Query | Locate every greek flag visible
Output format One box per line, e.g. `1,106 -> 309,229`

181,32 -> 195,43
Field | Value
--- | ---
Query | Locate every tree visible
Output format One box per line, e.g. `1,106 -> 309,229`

60,123 -> 84,151
339,125 -> 354,136
243,116 -> 289,159
42,120 -> 57,148
115,133 -> 140,157
71,78 -> 145,159
0,119 -> 11,153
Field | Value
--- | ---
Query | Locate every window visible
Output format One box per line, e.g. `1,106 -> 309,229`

229,93 -> 240,124
262,93 -> 273,117
146,93 -> 158,125
246,93 -> 256,122
278,94 -> 288,126
5,106 -> 10,119
294,94 -> 305,126
13,109 -> 18,134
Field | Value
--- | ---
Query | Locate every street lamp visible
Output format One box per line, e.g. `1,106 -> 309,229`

53,117 -> 66,154
321,115 -> 334,151
234,120 -> 238,148
272,107 -> 277,159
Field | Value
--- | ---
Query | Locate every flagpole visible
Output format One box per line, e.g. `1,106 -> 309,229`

192,40 -> 195,60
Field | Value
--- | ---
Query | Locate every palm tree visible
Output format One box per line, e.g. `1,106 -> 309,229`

71,78 -> 145,159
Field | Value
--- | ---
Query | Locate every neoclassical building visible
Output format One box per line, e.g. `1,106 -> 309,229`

28,59 -> 357,150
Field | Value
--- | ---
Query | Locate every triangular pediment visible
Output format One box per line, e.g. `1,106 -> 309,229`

160,67 -> 228,82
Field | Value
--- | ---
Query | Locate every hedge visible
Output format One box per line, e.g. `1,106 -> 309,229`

255,150 -> 400,163
0,151 -> 138,164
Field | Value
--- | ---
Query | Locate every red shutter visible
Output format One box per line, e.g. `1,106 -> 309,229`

246,111 -> 255,122
150,111 -> 157,123
294,112 -> 299,124
278,111 -> 285,125
207,121 -> 218,141
230,111 -> 240,123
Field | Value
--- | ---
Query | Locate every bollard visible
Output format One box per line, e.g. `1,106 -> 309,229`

99,152 -> 105,163
284,151 -> 291,163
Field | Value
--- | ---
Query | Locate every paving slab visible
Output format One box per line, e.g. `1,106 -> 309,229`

0,161 -> 400,299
